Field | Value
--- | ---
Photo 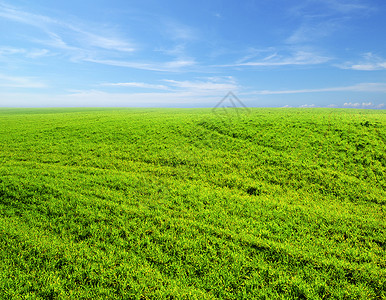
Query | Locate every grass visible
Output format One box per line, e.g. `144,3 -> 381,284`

0,107 -> 385,299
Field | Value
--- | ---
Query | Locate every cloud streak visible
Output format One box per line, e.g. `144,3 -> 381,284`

101,82 -> 169,90
163,20 -> 197,41
343,102 -> 384,109
84,58 -> 196,72
339,52 -> 386,71
321,0 -> 372,14
0,2 -> 135,57
247,83 -> 386,95
0,2 -> 201,72
163,77 -> 238,92
290,0 -> 371,17
0,46 -> 51,59
223,49 -> 331,68
285,0 -> 375,59
286,21 -> 339,44
0,90 -> 222,107
101,77 -> 238,93
0,73 -> 47,88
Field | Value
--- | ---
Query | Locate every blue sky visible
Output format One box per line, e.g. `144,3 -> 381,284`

0,0 -> 385,108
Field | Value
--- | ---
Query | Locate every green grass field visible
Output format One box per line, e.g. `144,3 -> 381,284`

0,107 -> 385,299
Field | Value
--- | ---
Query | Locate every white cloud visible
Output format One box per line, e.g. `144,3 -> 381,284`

0,46 -> 51,60
0,3 -> 135,57
343,102 -> 361,107
0,76 -> 239,107
321,0 -> 372,14
297,102 -> 384,109
350,64 -> 386,71
343,102 -> 384,109
0,73 -> 46,88
247,82 -> 386,95
154,44 -> 186,57
101,77 -> 238,94
224,49 -> 331,67
163,20 -> 197,41
0,2 -> 56,29
286,21 -> 339,44
287,2 -> 361,39
101,82 -> 169,90
163,77 -> 238,92
84,58 -> 196,72
286,0 -> 374,51
68,27 -> 135,53
0,90 -> 221,107
289,0 -> 372,18
25,49 -> 50,58
339,53 -> 386,71
343,63 -> 386,71
0,46 -> 26,56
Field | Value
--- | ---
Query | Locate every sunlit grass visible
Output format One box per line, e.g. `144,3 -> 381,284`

0,107 -> 385,299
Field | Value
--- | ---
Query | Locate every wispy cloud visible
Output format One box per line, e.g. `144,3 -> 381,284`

0,46 -> 26,56
102,76 -> 238,94
163,76 -> 238,92
162,20 -> 197,42
0,2 -> 200,72
0,46 -> 51,59
0,73 -> 47,88
246,82 -> 386,95
224,49 -> 331,67
320,0 -> 372,14
291,0 -> 371,16
101,82 -> 169,90
296,102 -> 385,109
84,58 -> 196,72
338,52 -> 386,71
26,49 -> 51,58
154,44 -> 187,57
152,20 -> 198,70
286,0 -> 374,47
0,2 -> 135,57
343,102 -> 384,109
286,21 -> 339,44
0,2 -> 56,28
73,29 -> 135,53
299,104 -> 317,108
0,90 -> 221,107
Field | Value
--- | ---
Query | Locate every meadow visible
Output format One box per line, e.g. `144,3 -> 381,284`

0,107 -> 385,299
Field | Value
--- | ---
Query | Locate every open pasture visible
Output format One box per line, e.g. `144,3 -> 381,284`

0,108 -> 385,299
